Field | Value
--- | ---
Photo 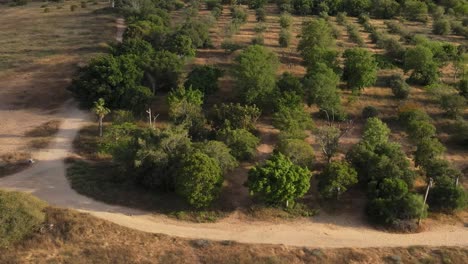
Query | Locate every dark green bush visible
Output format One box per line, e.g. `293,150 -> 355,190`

184,65 -> 224,95
255,8 -> 266,22
362,106 -> 379,119
217,128 -> 260,160
388,74 -> 410,99
432,18 -> 451,35
427,176 -> 467,213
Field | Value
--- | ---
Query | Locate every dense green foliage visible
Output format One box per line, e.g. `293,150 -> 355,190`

217,128 -> 260,160
234,45 -> 279,107
343,48 -> 378,92
184,65 -> 224,95
318,161 -> 358,199
175,151 -> 223,208
247,153 -> 311,206
210,103 -> 261,131
277,138 -> 315,169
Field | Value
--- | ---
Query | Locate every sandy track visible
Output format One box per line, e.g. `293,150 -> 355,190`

0,101 -> 467,248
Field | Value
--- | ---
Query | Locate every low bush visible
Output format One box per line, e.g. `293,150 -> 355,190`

432,18 -> 451,35
362,106 -> 380,119
0,191 -> 46,248
279,29 -> 291,48
388,74 -> 410,99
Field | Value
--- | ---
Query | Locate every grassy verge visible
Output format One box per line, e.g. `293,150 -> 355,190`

1,207 -> 467,264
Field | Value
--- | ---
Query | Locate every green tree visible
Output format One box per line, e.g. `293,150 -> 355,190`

210,103 -> 261,131
184,65 -> 224,95
279,29 -> 292,48
146,50 -> 184,92
247,153 -> 311,206
440,94 -> 466,118
432,18 -> 451,35
345,0 -> 371,16
277,138 -> 315,169
92,98 -> 111,137
427,176 -> 467,213
277,72 -> 304,96
315,125 -> 342,163
195,140 -> 239,173
164,32 -> 196,57
272,106 -> 313,131
175,151 -> 223,208
371,0 -> 400,19
414,137 -> 446,168
403,0 -> 428,22
234,45 -> 279,107
318,161 -> 358,199
343,48 -> 378,92
404,45 -> 438,85
70,54 -> 151,111
217,128 -> 260,160
388,74 -> 410,99
168,86 -> 206,138
279,12 -> 292,28
361,117 -> 390,149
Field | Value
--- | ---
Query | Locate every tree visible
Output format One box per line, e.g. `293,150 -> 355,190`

362,106 -> 379,119
277,138 -> 315,169
407,120 -> 437,143
298,19 -> 338,69
70,54 -> 151,111
247,153 -> 311,206
175,151 -> 223,208
423,158 -> 462,182
343,48 -> 378,92
427,176 -> 467,213
217,128 -> 260,160
164,32 -> 196,57
440,94 -> 466,118
388,74 -> 410,99
315,120 -> 353,163
414,137 -> 446,168
361,117 -> 390,149
318,161 -> 358,200
277,72 -> 304,96
403,0 -> 428,22
184,65 -> 224,95
92,98 -> 111,137
303,63 -> 339,106
345,0 -> 371,16
146,50 -> 184,92
279,29 -> 292,47
272,106 -> 313,131
371,0 -> 400,19
432,18 -> 451,35
195,141 -> 239,173
234,45 -> 279,107
210,103 -> 261,131
404,45 -> 438,85
279,12 -> 292,28
168,86 -> 206,138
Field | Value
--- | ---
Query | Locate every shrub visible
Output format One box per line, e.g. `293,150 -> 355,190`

346,24 -> 365,47
403,0 -> 428,22
450,119 -> 468,147
175,151 -> 223,208
371,0 -> 400,19
0,191 -> 46,248
256,8 -> 266,22
210,103 -> 261,131
279,29 -> 291,47
318,161 -> 358,200
254,23 -> 267,33
211,7 -> 222,19
427,176 -> 467,213
440,94 -> 466,118
388,74 -> 410,99
247,153 -> 311,206
362,106 -> 379,119
206,0 -> 221,10
251,34 -> 264,45
404,45 -> 438,85
277,72 -> 303,95
343,48 -> 378,92
277,138 -> 315,169
234,45 -> 279,107
279,12 -> 292,28
194,141 -> 238,173
231,6 -> 248,23
217,128 -> 260,160
362,117 -> 390,148
184,65 -> 224,95
221,40 -> 243,53
432,18 -> 451,35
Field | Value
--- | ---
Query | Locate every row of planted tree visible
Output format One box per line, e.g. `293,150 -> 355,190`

69,0 -> 466,231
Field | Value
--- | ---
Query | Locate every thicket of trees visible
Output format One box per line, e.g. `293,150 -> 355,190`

65,0 -> 467,226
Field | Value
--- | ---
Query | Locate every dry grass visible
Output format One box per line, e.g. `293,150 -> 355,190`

1,207 -> 467,264
0,1 -> 114,73
0,152 -> 31,177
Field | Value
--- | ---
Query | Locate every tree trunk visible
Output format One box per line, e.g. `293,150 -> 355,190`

99,116 -> 103,137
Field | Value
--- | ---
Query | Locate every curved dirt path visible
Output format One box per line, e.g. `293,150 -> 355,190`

0,101 -> 467,248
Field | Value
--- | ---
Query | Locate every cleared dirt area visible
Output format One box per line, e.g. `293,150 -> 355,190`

1,207 -> 468,264
0,1 -> 116,167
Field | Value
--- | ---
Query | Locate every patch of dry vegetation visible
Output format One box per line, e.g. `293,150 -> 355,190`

1,207 -> 467,264
0,152 -> 31,177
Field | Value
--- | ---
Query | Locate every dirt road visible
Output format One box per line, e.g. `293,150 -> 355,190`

0,101 -> 467,248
